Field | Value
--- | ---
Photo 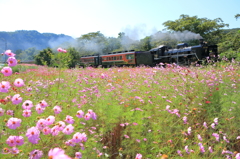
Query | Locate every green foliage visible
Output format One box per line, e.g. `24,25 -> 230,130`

11,64 -> 38,73
66,47 -> 80,68
34,48 -> 53,66
235,14 -> 240,20
218,29 -> 240,61
163,14 -> 229,44
51,51 -> 73,68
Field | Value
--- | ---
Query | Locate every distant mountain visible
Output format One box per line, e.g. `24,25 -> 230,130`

0,30 -> 74,52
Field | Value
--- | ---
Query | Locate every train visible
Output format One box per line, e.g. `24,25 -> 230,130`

79,39 -> 218,67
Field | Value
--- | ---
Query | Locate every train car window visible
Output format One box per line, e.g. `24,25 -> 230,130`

120,56 -> 122,60
114,56 -> 116,60
116,56 -> 119,60
126,54 -> 134,59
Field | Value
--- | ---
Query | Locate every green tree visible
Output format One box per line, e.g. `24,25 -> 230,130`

162,14 -> 229,44
51,51 -> 73,68
235,14 -> 240,20
34,48 -> 53,66
67,47 -> 80,68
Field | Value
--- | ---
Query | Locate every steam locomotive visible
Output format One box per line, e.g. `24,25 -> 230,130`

79,39 -> 218,67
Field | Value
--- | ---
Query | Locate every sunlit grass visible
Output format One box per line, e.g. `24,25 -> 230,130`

0,62 -> 240,158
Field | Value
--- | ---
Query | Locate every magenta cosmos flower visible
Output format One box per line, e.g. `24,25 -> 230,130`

7,57 -> 18,67
0,108 -> 5,116
0,81 -> 11,93
22,110 -> 32,117
53,105 -> 62,114
5,50 -> 15,57
65,115 -> 75,124
45,115 -> 55,126
76,110 -> 84,118
75,152 -> 82,159
14,78 -> 25,87
26,127 -> 40,144
29,149 -> 43,159
135,153 -> 142,159
48,148 -> 71,159
22,100 -> 33,110
1,67 -> 12,76
6,117 -> 22,129
57,48 -> 67,53
11,94 -> 23,105
62,124 -> 74,135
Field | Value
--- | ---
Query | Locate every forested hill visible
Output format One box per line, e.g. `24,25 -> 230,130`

0,30 -> 74,51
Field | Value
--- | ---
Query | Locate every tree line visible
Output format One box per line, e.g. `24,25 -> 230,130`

3,14 -> 240,67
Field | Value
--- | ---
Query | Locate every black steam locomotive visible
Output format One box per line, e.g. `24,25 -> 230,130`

79,39 -> 218,67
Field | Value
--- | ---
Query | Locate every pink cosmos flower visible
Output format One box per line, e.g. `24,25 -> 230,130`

65,115 -> 75,124
42,127 -> 51,135
124,135 -> 130,138
76,110 -> 84,118
29,149 -> 43,159
62,124 -> 74,135
187,127 -> 191,135
177,150 -> 183,157
203,122 -> 208,129
65,139 -> 76,147
10,147 -> 19,154
198,143 -> 205,153
197,134 -> 203,141
39,100 -> 48,108
1,67 -> 12,76
236,153 -> 240,159
214,118 -> 218,125
7,57 -> 17,67
53,105 -> 62,114
14,78 -> 24,87
6,117 -> 22,129
57,48 -> 63,52
0,108 -> 4,116
212,133 -> 220,142
35,105 -> 45,114
56,121 -> 66,131
22,100 -> 33,110
36,119 -> 47,130
6,110 -> 14,116
48,148 -> 71,159
22,110 -> 32,117
5,50 -> 15,57
185,145 -> 190,154
11,94 -> 23,105
6,136 -> 17,147
45,116 -> 55,125
75,152 -> 82,159
72,132 -> 87,143
0,81 -> 11,93
183,116 -> 187,124
26,127 -> 40,144
84,113 -> 91,120
135,153 -> 142,159
15,136 -> 24,146
51,126 -> 60,136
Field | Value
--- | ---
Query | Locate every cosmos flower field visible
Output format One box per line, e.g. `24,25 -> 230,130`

1,50 -> 240,159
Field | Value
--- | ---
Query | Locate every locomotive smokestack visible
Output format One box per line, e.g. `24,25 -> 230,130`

199,39 -> 204,45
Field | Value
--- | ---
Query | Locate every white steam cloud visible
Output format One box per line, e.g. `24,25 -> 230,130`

152,30 -> 203,41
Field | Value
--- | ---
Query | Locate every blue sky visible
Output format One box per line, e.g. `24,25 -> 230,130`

0,0 -> 239,39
